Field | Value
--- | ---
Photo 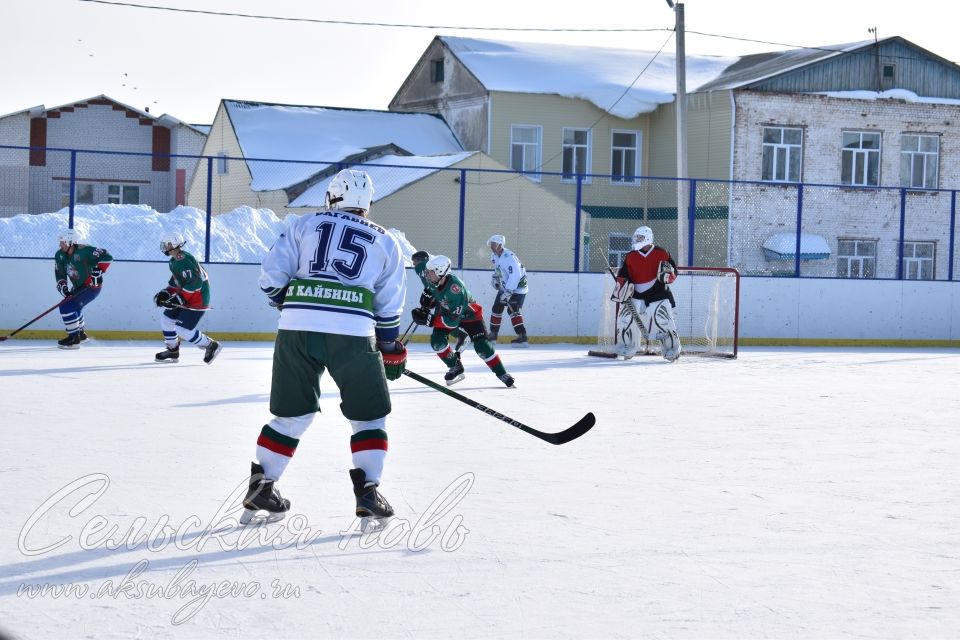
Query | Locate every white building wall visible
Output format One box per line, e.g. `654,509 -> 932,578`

730,91 -> 960,279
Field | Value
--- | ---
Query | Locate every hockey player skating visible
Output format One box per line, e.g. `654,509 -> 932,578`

243,169 -> 407,528
612,226 -> 681,361
152,234 -> 222,364
411,254 -> 515,388
53,229 -> 112,349
411,250 -> 470,354
486,234 -> 530,346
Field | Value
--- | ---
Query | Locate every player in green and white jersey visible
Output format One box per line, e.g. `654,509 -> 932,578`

53,229 -> 113,349
152,234 -> 221,364
411,254 -> 515,388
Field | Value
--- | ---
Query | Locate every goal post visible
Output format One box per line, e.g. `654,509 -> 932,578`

588,266 -> 740,359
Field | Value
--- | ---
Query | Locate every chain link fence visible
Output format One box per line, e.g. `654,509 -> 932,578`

1,145 -> 958,280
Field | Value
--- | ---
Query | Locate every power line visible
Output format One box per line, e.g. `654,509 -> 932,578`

77,0 -> 668,32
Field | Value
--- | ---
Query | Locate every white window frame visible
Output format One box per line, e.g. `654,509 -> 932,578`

836,238 -> 877,278
900,134 -> 939,190
841,131 -> 881,187
902,241 -> 935,280
607,233 -> 632,268
561,127 -> 592,184
610,129 -> 642,185
510,125 -> 542,182
761,126 -> 803,183
216,152 -> 229,176
107,184 -> 141,205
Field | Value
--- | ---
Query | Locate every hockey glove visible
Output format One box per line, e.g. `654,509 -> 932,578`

499,290 -> 513,304
411,307 -> 432,326
490,274 -> 502,290
87,266 -> 104,288
379,341 -> 407,381
57,279 -> 69,297
154,290 -> 184,309
657,260 -> 677,285
419,289 -> 435,309
261,285 -> 287,308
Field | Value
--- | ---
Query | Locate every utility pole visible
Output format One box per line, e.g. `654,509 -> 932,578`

667,0 -> 689,264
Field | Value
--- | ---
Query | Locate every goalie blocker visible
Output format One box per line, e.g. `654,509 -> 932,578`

588,266 -> 740,360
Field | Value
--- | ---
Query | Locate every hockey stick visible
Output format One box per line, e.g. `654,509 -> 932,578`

0,291 -> 83,342
400,368 -> 595,445
586,265 -> 652,358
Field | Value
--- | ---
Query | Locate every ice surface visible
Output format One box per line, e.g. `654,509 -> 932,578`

1,343 -> 958,639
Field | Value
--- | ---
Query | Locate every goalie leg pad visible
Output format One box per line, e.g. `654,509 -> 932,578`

649,299 -> 681,361
615,303 -> 642,357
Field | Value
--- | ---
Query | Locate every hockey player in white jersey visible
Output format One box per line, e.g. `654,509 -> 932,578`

486,234 -> 530,346
241,169 -> 408,529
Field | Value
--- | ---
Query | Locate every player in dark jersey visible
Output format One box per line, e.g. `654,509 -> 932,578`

152,234 -> 221,364
411,254 -> 515,388
53,229 -> 113,349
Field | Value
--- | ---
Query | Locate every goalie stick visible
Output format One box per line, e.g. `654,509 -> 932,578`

587,265 -> 650,358
401,368 -> 595,445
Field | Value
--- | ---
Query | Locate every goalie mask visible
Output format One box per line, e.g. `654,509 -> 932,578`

161,233 -> 186,256
425,255 -> 452,284
632,226 -> 654,251
325,169 -> 374,212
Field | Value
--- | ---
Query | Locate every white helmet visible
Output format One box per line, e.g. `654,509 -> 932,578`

487,234 -> 506,251
325,169 -> 374,212
57,229 -> 79,246
425,255 -> 452,283
633,226 -> 654,251
161,233 -> 186,256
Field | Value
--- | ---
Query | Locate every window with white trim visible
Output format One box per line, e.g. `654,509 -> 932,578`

607,233 -> 632,268
611,130 -> 641,184
900,134 -> 939,189
510,125 -> 542,181
107,184 -> 140,205
216,152 -> 229,175
561,127 -> 591,183
902,241 -> 935,280
837,239 -> 877,278
841,131 -> 881,186
61,183 -> 93,207
761,126 -> 802,182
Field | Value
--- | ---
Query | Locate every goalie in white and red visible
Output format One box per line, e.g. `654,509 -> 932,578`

612,226 -> 682,361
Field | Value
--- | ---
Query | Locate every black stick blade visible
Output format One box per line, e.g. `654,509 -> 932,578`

528,412 -> 596,445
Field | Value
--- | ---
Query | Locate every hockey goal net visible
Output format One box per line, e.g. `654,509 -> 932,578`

588,266 -> 740,359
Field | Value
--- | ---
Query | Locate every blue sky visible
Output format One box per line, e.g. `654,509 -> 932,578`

4,0 -> 959,124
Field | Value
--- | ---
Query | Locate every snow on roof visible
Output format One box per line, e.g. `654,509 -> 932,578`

224,101 -> 464,191
441,36 -> 738,119
289,152 -> 475,207
763,232 -> 831,260
812,88 -> 960,106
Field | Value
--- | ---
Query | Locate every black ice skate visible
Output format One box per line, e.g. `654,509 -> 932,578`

510,333 -> 529,348
57,333 -> 81,349
486,330 -> 499,342
240,462 -> 291,525
444,356 -> 465,386
78,330 -> 89,342
154,345 -> 180,363
500,373 -> 516,388
350,468 -> 394,531
203,339 -> 222,364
